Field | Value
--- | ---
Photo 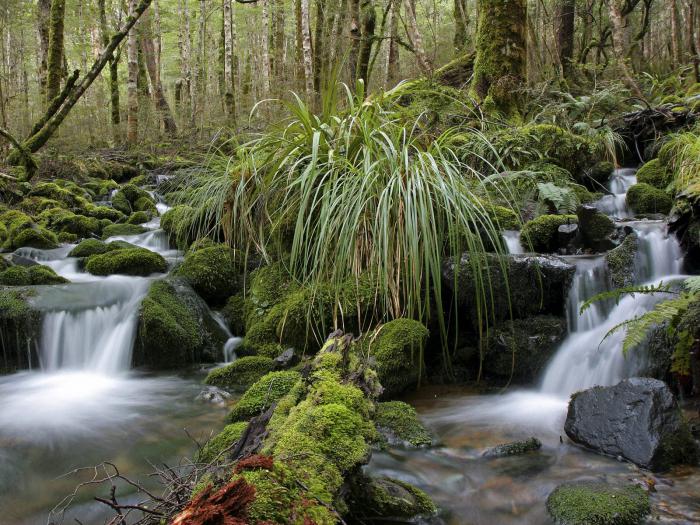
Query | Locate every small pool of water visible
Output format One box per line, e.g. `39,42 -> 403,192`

0,371 -> 227,525
367,386 -> 700,525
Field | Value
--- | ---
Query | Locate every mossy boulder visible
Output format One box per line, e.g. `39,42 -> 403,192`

222,294 -> 246,335
176,244 -> 242,305
227,370 -> 301,422
196,422 -> 248,463
111,184 -> 155,215
627,183 -> 673,215
101,223 -> 147,239
127,211 -> 150,225
375,401 -> 432,448
546,482 -> 650,525
85,248 -> 167,276
576,205 -> 615,251
28,182 -> 84,208
521,214 -> 578,253
484,315 -> 567,382
38,208 -> 102,239
606,231 -> 638,288
82,204 -> 125,222
0,210 -> 58,250
0,263 -> 69,286
69,239 -> 109,258
588,161 -> 615,186
347,476 -> 436,522
0,289 -> 41,372
160,205 -> 195,249
134,278 -> 228,368
483,437 -> 541,457
636,158 -> 671,189
204,356 -> 275,392
366,319 -> 429,398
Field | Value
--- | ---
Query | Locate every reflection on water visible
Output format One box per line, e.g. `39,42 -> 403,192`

367,387 -> 700,525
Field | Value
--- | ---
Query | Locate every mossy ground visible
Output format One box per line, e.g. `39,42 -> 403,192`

204,356 -> 275,392
375,401 -> 432,448
546,482 -> 650,525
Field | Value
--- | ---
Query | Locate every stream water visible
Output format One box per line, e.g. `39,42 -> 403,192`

369,168 -> 700,524
0,201 -> 227,524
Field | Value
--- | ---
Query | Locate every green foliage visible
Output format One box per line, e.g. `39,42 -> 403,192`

85,247 -> 167,276
160,205 -> 195,249
521,214 -> 577,252
196,422 -> 248,463
536,182 -> 579,214
546,482 -> 650,525
204,356 -> 275,391
227,370 -> 300,422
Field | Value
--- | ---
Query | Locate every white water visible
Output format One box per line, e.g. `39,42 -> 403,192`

211,311 -> 241,363
502,230 -> 524,254
595,167 -> 637,219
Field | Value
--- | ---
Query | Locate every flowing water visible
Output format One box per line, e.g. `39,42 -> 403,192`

0,193 -> 229,524
368,168 -> 700,524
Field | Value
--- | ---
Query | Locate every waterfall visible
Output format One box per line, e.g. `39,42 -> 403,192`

595,168 -> 637,218
502,230 -> 524,254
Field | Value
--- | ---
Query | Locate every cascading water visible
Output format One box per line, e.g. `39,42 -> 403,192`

595,167 -> 637,218
502,230 -> 524,254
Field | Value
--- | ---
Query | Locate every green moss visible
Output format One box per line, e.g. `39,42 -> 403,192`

488,205 -> 520,230
134,196 -> 157,214
28,182 -> 82,208
127,211 -> 150,225
68,239 -> 109,258
160,205 -> 194,249
136,280 -> 202,368
9,226 -> 59,250
227,370 -> 300,422
483,437 -> 541,457
348,476 -> 436,520
111,184 -> 154,215
0,289 -> 32,319
204,356 -> 275,391
579,211 -> 614,246
521,214 -> 578,252
176,244 -> 241,305
85,248 -> 167,276
39,208 -> 102,238
0,266 -> 31,286
101,223 -> 147,239
83,204 -> 125,222
310,378 -> 372,418
222,294 -> 246,335
27,265 -> 69,285
636,159 -> 672,189
606,232 -> 638,288
546,482 -> 650,525
196,422 -> 248,463
17,196 -> 62,215
589,161 -> 615,185
627,183 -> 673,215
368,318 -> 429,397
653,420 -> 699,471
57,232 -> 78,243
375,401 -> 432,448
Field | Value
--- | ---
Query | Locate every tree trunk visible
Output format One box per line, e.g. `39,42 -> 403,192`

471,0 -> 527,115
356,0 -> 376,86
140,7 -> 177,134
404,0 -> 432,74
261,0 -> 272,97
349,0 -> 360,82
608,0 -> 643,97
37,0 -> 51,99
453,0 -> 469,53
313,0 -> 327,91
223,0 -> 235,116
295,0 -> 305,87
98,0 -> 121,143
178,0 -> 193,119
154,0 -> 162,86
669,0 -> 681,67
46,0 -> 67,103
127,0 -> 140,144
386,0 -> 399,85
301,0 -> 315,100
7,0 -> 153,163
555,0 -> 575,79
195,0 -> 207,125
273,0 -> 285,85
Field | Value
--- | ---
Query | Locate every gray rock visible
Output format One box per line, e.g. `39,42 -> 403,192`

564,377 -> 699,470
442,253 -> 575,321
195,386 -> 232,406
557,223 -> 578,248
576,204 -> 615,252
273,348 -> 299,369
483,437 -> 542,458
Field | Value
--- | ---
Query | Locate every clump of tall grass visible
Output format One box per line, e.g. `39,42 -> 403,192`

175,84 -> 521,371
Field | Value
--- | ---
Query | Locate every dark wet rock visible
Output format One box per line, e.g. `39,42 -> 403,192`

557,223 -> 578,248
606,230 -> 638,288
195,386 -> 232,406
347,475 -> 437,523
7,254 -> 39,267
546,481 -> 650,525
375,401 -> 432,448
484,315 -> 567,383
565,378 -> 699,471
0,289 -> 42,373
576,205 -> 615,252
273,348 -> 299,369
483,437 -> 541,458
443,253 -> 575,321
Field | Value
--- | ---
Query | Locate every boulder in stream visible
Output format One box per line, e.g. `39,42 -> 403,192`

546,481 -> 650,525
564,378 -> 699,471
576,205 -> 615,252
483,437 -> 542,458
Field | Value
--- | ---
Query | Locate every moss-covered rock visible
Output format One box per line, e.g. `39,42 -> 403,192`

222,294 -> 246,335
484,315 -> 567,382
0,210 -> 59,250
85,247 -> 167,276
0,266 -> 31,286
627,183 -> 673,215
28,182 -> 84,208
347,476 -> 436,522
227,370 -> 301,422
111,184 -> 155,215
375,401 -> 432,448
0,289 -> 41,372
576,205 -> 615,251
588,161 -> 615,186
366,319 -> 429,398
27,265 -> 69,285
39,208 -> 102,239
204,356 -> 275,392
606,231 -> 638,288
82,204 -> 125,223
546,482 -> 650,525
68,239 -> 109,258
521,214 -> 578,253
176,244 -> 241,305
197,422 -> 248,463
160,205 -> 195,249
101,223 -> 147,239
483,437 -> 541,457
127,211 -> 150,225
636,158 -> 671,189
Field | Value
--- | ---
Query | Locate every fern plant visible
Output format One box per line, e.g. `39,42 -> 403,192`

581,277 -> 700,375
536,182 -> 579,214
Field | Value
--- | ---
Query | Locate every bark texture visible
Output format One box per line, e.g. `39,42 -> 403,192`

46,0 -> 67,102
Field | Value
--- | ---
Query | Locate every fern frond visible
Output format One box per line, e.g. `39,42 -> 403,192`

579,282 -> 676,315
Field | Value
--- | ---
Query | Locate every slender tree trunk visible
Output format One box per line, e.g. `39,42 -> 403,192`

453,0 -> 469,53
386,0 -> 399,85
301,0 -> 315,100
349,0 -> 360,82
178,0 -> 193,119
140,7 -> 177,134
295,0 -> 305,88
223,0 -> 234,116
261,0 -> 272,97
471,0 -> 527,115
154,0 -> 162,86
313,0 -> 326,90
98,0 -> 121,143
356,0 -> 376,86
46,0 -> 67,103
127,0 -> 140,144
669,0 -> 681,67
195,0 -> 207,126
273,0 -> 285,85
404,0 -> 432,74
555,0 -> 575,79
608,0 -> 643,96
37,0 -> 51,99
